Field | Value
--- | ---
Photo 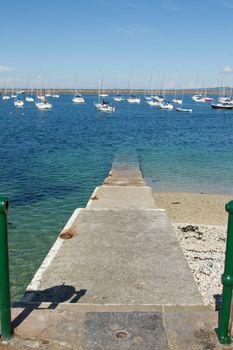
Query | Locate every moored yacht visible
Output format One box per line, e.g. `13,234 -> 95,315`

72,93 -> 85,103
211,102 -> 233,109
147,97 -> 161,106
35,96 -> 52,109
95,99 -> 115,112
127,95 -> 141,104
160,101 -> 174,110
172,97 -> 182,104
14,99 -> 24,107
113,94 -> 124,102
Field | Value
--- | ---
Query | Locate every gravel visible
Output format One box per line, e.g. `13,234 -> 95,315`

173,223 -> 227,305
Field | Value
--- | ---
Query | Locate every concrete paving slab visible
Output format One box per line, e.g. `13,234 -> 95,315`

103,167 -> 145,187
13,307 -> 84,349
164,309 -> 233,350
81,312 -> 169,350
26,209 -> 202,305
87,186 -> 156,209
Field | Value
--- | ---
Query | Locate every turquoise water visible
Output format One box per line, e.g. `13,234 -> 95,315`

1,94 -> 233,299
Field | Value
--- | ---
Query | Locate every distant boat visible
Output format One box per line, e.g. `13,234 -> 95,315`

176,107 -> 192,112
175,92 -> 192,112
147,97 -> 160,106
218,97 -> 233,104
95,99 -> 115,112
192,94 -> 213,102
172,98 -> 182,104
127,95 -> 141,103
2,94 -> 10,100
14,99 -> 24,107
25,96 -> 34,102
113,94 -> 124,102
35,96 -> 52,109
211,102 -> 233,109
72,93 -> 85,103
160,101 -> 174,110
126,77 -> 140,103
52,94 -> 60,98
2,88 -> 10,100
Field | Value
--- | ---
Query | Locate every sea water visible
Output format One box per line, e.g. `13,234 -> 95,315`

0,94 -> 233,299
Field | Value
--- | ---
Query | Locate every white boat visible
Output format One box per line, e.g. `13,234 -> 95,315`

145,95 -> 152,101
176,107 -> 192,112
72,94 -> 85,103
113,94 -> 124,101
2,95 -> 10,100
25,96 -> 34,102
99,93 -> 108,97
11,94 -> 16,98
14,99 -> 24,107
160,101 -> 174,110
152,95 -> 164,103
127,95 -> 141,103
172,98 -> 182,104
218,97 -> 233,104
52,94 -> 60,98
35,97 -> 52,109
192,94 -> 213,102
95,99 -> 115,112
211,102 -> 233,109
147,97 -> 160,106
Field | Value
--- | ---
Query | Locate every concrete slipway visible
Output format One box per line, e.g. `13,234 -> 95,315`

4,164 -> 231,349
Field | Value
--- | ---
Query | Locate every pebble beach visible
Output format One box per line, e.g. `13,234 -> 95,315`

154,192 -> 233,305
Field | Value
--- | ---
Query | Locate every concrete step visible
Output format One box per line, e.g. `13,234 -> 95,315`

9,303 -> 227,350
86,186 -> 156,209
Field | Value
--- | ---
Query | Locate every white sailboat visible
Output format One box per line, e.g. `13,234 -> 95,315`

160,101 -> 174,110
2,86 -> 11,100
95,81 -> 115,112
35,80 -> 52,109
72,73 -> 85,103
72,93 -> 85,103
14,94 -> 24,107
127,79 -> 140,103
175,92 -> 192,112
35,96 -> 52,109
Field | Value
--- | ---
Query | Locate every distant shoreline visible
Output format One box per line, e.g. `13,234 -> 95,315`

0,88 -> 231,95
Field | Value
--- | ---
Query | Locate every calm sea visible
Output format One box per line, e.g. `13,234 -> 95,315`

1,94 -> 233,299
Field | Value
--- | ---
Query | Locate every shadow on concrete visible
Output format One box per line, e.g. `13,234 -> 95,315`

12,285 -> 86,329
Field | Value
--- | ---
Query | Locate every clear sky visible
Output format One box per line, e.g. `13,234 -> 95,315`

1,0 -> 233,89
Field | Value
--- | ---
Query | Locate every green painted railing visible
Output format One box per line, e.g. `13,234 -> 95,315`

216,200 -> 233,344
0,197 -> 12,340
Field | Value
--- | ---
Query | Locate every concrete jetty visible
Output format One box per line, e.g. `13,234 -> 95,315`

6,163 -> 229,349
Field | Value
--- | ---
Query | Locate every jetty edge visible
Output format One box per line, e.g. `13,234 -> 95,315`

7,162 -> 226,349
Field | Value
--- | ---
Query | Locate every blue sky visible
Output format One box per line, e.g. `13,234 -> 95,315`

1,0 -> 233,89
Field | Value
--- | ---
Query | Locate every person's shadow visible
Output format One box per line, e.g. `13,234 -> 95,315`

12,285 -> 86,329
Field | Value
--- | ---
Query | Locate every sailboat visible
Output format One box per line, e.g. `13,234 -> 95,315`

126,79 -> 140,103
35,79 -> 52,109
72,73 -> 85,103
98,75 -> 108,97
176,93 -> 192,112
14,93 -> 24,107
95,81 -> 115,112
113,79 -> 124,101
2,86 -> 11,100
144,70 -> 154,101
172,88 -> 182,104
72,93 -> 85,103
35,95 -> 53,109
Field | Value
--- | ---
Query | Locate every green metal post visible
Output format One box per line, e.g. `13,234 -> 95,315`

0,197 -> 12,340
215,200 -> 233,344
